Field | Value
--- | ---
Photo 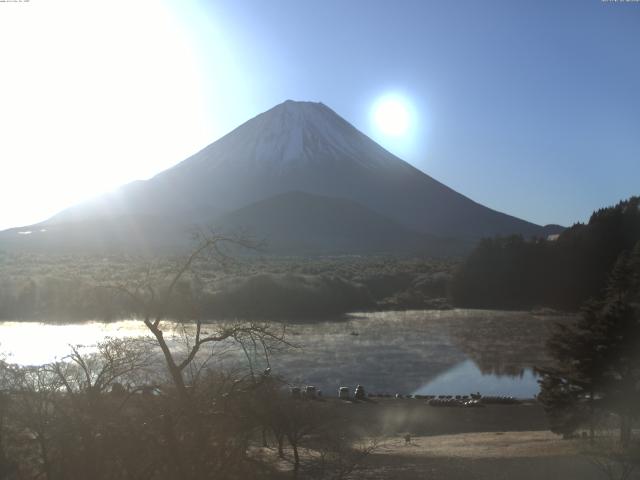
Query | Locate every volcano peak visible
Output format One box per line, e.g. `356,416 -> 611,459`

19,100 -> 555,251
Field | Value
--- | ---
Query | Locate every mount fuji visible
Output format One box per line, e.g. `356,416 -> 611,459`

0,100 -> 562,255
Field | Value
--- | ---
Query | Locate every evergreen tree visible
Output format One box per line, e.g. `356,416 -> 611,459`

538,242 -> 640,445
452,196 -> 640,310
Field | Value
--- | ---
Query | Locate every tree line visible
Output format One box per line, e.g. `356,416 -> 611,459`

538,241 -> 640,444
0,252 -> 453,321
452,197 -> 640,310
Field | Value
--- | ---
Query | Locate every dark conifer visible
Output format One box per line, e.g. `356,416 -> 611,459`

538,242 -> 640,444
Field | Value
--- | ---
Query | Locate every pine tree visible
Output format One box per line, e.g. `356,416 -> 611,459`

538,241 -> 640,445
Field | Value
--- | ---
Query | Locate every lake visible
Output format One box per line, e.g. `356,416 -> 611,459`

0,309 -> 569,398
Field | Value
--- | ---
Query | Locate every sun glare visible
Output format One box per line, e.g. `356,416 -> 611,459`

0,0 -> 212,229
372,95 -> 413,137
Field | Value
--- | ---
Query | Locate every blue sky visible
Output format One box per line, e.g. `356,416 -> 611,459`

0,0 -> 638,229
198,0 -> 640,227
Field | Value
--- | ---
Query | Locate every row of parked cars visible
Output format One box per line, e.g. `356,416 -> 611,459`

289,386 -> 520,406
290,385 -> 367,400
289,386 -> 320,398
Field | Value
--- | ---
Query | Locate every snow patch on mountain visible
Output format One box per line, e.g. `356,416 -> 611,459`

166,100 -> 405,178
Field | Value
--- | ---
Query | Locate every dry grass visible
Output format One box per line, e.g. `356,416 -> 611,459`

375,430 -> 582,459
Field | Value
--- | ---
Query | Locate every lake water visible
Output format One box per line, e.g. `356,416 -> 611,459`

414,360 -> 539,397
0,309 -> 569,398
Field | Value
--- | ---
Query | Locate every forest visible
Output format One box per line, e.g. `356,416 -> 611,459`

0,253 -> 454,321
452,197 -> 640,310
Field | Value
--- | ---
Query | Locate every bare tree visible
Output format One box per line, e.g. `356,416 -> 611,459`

583,434 -> 640,480
21,339 -> 154,480
258,389 -> 380,479
314,434 -> 380,480
49,337 -> 154,402
107,232 -> 288,400
1,361 -> 63,480
92,233 -> 295,480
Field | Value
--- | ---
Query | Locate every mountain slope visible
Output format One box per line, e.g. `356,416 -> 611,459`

214,191 -> 465,255
3,100 -> 561,253
0,214 -> 192,254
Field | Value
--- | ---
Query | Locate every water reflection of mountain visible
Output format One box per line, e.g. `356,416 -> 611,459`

444,310 -> 572,377
266,310 -> 572,395
414,360 -> 540,397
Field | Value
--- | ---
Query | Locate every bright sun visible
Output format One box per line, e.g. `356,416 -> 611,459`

372,95 -> 412,137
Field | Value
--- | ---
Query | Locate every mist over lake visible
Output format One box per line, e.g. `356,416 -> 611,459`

0,309 -> 568,398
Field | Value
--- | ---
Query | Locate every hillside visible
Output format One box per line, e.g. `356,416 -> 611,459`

214,191 -> 467,256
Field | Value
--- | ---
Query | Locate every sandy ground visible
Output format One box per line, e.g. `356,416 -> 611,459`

256,400 -> 607,479
255,430 -> 600,480
356,431 -> 600,480
376,430 -> 582,459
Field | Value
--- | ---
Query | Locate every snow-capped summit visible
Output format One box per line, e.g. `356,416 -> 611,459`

169,100 -> 404,176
